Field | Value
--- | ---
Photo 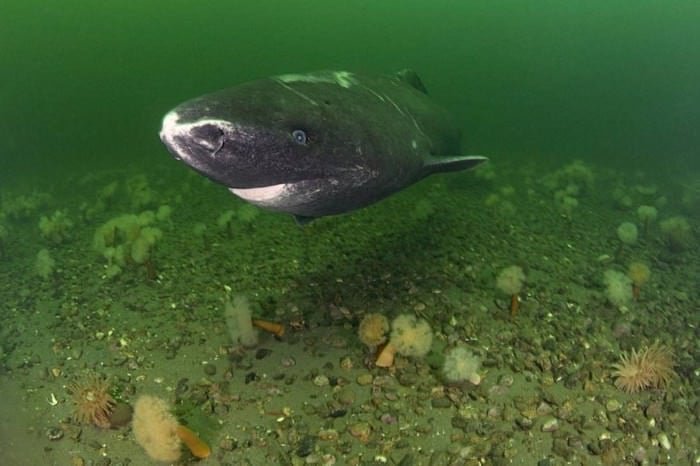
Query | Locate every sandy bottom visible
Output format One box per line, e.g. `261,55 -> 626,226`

0,161 -> 698,465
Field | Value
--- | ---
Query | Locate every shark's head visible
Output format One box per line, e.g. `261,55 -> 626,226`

159,73 -> 370,196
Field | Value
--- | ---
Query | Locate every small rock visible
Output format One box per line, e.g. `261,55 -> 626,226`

296,435 -> 315,457
46,426 -> 64,441
645,401 -> 663,420
516,417 -> 533,430
356,373 -> 373,386
280,356 -> 296,367
108,402 -> 133,428
219,437 -> 237,451
541,418 -> 559,432
605,399 -> 621,413
336,387 -> 355,405
431,398 -> 452,409
567,436 -> 583,449
348,422 -> 372,443
536,401 -> 553,415
551,438 -> 572,460
328,408 -> 347,418
498,374 -> 514,387
318,428 -> 339,441
339,356 -> 353,370
313,375 -> 330,387
632,446 -> 647,463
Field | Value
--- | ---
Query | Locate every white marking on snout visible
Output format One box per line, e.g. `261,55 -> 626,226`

160,110 -> 181,144
160,111 -> 237,163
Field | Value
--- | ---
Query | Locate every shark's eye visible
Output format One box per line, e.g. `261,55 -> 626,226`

292,129 -> 308,145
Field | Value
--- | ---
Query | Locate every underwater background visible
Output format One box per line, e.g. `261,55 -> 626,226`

1,1 -> 698,465
2,0 -> 699,182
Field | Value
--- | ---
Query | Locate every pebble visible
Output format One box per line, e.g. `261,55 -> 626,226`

605,399 -> 621,413
431,398 -> 452,409
339,356 -> 353,370
336,387 -> 355,405
46,426 -> 64,441
203,363 -> 216,376
281,356 -> 296,367
552,438 -> 572,460
536,401 -> 553,415
318,428 -> 339,441
348,422 -> 371,443
516,417 -> 533,430
541,418 -> 559,432
498,374 -> 514,387
567,436 -> 583,449
632,446 -> 647,463
356,373 -> 373,385
313,375 -> 330,387
296,435 -> 315,457
219,437 -> 237,451
487,406 -> 502,419
108,402 -> 133,427
645,401 -> 663,419
328,408 -> 347,418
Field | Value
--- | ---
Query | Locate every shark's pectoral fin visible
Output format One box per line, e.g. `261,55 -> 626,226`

424,155 -> 488,174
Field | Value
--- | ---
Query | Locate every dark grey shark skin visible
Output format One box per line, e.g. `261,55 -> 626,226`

159,70 -> 487,222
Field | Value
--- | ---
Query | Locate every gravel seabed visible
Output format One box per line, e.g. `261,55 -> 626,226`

0,159 -> 698,465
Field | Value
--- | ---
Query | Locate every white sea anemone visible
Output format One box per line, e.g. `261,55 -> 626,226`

616,222 -> 638,245
389,314 -> 432,358
603,269 -> 633,309
443,345 -> 482,385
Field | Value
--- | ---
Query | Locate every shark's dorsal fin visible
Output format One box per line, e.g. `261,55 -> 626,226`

396,69 -> 428,94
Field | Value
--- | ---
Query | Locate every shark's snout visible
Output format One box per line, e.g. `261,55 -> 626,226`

159,110 -> 233,163
159,110 -> 185,160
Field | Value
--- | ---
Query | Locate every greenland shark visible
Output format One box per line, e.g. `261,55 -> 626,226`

159,70 -> 487,222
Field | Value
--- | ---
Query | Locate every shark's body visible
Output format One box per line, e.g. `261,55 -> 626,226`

160,70 -> 486,221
